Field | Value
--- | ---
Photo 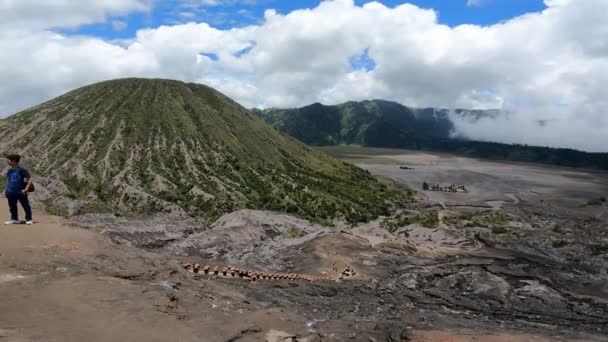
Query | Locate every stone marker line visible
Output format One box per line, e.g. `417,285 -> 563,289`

182,263 -> 357,283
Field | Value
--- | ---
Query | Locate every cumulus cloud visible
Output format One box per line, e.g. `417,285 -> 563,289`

0,0 -> 607,151
0,0 -> 149,32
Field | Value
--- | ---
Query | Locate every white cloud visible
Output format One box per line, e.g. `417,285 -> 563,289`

201,0 -> 222,5
0,0 -> 149,32
0,0 -> 607,151
466,0 -> 485,7
181,0 -> 258,8
112,20 -> 128,31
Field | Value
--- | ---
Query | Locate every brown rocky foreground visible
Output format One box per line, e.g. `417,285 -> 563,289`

1,196 -> 607,341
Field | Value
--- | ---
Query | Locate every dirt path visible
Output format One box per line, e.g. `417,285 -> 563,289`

0,202 -> 191,341
0,202 -> 311,342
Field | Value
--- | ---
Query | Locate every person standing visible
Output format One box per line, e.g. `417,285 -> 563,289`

4,154 -> 33,225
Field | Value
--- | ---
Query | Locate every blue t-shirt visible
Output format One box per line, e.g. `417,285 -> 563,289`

6,167 -> 30,194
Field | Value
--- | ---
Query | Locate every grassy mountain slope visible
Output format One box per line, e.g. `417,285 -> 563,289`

0,79 -> 413,223
254,101 -> 608,170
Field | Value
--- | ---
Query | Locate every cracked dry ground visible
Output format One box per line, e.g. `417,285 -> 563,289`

1,197 -> 607,342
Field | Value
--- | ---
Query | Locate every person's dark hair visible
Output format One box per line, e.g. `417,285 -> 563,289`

6,154 -> 21,163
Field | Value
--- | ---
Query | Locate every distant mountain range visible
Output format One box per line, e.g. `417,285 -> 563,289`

0,79 -> 412,223
253,100 -> 608,170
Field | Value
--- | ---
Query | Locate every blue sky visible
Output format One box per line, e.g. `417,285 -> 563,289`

67,0 -> 548,39
6,0 -> 605,151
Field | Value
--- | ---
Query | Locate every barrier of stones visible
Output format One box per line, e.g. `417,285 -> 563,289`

182,263 -> 357,283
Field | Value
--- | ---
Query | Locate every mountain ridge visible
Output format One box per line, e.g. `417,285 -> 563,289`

253,100 -> 608,170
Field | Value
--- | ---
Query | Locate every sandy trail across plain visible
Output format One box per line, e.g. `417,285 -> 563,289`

319,147 -> 608,214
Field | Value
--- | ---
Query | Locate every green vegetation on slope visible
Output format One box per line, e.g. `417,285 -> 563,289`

254,101 -> 608,170
253,100 -> 454,147
0,78 -> 415,223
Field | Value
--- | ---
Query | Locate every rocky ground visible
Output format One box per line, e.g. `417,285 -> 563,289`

1,149 -> 608,341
